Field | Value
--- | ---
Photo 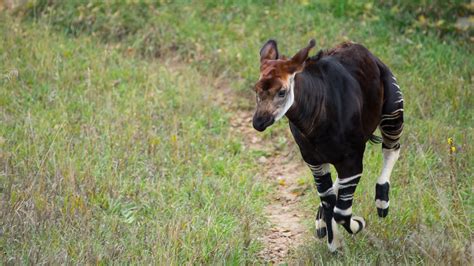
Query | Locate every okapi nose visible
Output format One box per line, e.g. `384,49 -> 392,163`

252,115 -> 275,132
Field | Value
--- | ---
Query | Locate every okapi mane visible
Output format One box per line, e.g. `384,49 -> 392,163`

308,49 -> 325,62
323,41 -> 356,56
307,42 -> 358,63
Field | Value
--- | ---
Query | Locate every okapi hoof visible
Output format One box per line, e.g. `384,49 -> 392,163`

377,207 -> 389,217
315,204 -> 327,238
334,212 -> 366,234
349,216 -> 366,234
328,239 -> 342,253
375,182 -> 390,218
327,218 -> 342,252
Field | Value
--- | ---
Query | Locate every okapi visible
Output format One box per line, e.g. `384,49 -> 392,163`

252,39 -> 404,251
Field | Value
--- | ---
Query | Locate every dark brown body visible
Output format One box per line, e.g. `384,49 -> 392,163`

285,42 -> 385,165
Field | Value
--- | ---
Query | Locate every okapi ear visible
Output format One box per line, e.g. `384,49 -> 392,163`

260,39 -> 279,63
290,39 -> 316,70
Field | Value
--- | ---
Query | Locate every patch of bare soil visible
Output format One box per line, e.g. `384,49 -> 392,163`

216,85 -> 310,264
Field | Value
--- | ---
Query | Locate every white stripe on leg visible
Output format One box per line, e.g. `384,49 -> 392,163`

334,206 -> 353,217
375,199 -> 390,209
333,177 -> 339,197
377,148 -> 400,185
328,218 -> 342,252
375,148 -> 399,217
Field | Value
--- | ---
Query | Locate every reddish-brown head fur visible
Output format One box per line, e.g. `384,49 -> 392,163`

252,39 -> 316,131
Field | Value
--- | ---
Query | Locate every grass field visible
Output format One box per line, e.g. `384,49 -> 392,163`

1,1 -> 472,264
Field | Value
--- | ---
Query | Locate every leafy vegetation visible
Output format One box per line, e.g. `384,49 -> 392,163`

1,0 -> 472,264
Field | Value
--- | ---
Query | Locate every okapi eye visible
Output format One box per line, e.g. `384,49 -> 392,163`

278,90 -> 286,98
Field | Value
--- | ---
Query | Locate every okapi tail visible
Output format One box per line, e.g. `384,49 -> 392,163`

369,134 -> 382,144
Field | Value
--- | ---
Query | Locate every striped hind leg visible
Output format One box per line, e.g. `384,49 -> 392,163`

307,163 -> 341,252
376,76 -> 404,217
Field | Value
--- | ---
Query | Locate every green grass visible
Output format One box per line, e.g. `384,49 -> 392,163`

0,18 -> 267,264
1,0 -> 473,264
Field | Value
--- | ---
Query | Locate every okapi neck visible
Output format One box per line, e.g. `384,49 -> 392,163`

285,72 -> 327,136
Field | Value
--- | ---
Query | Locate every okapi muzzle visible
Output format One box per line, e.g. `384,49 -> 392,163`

252,39 -> 315,132
252,111 -> 274,132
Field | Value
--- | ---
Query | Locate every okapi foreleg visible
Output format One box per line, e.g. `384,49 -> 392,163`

308,163 -> 341,251
333,159 -> 366,235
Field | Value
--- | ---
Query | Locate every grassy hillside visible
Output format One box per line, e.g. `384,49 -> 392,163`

1,0 -> 472,264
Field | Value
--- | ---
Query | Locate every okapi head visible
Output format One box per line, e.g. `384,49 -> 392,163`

252,39 -> 316,131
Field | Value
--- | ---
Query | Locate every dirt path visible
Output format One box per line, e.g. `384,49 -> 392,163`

224,93 -> 310,264
255,151 -> 309,264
